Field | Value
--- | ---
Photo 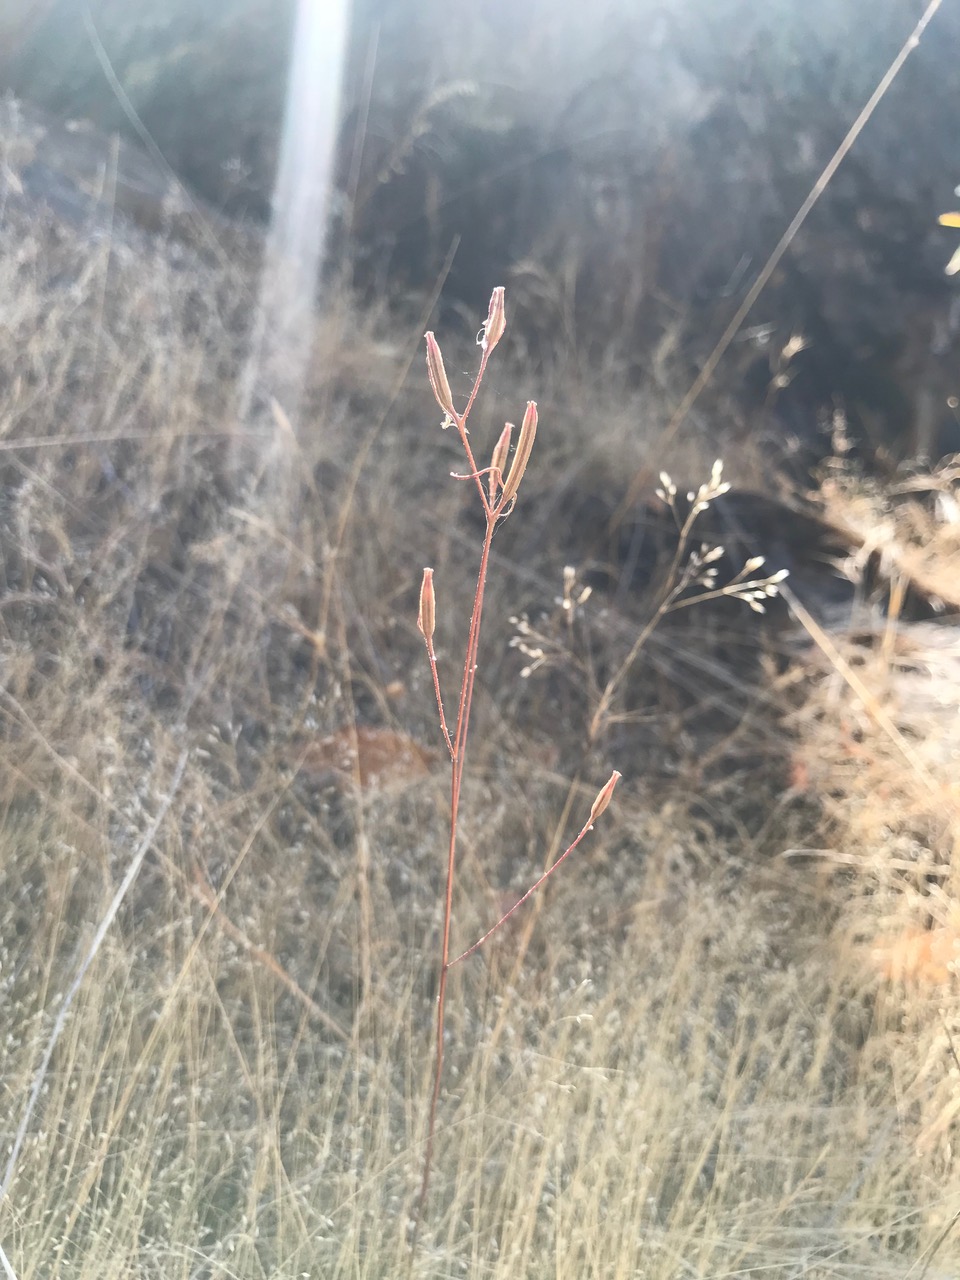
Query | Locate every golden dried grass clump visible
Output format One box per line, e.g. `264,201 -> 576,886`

784,456 -> 960,1198
791,455 -> 960,902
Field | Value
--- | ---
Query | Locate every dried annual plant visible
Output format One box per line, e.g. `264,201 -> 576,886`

587,459 -> 790,742
410,288 -> 620,1255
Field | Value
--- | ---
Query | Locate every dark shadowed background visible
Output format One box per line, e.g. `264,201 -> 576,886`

2,0 -> 959,462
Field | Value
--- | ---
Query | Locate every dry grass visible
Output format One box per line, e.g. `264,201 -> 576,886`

782,461 -> 960,1224
2,134 -> 960,1279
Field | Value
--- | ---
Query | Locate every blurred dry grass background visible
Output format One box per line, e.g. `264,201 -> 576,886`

2,91 -> 960,1280
3,0 -> 960,460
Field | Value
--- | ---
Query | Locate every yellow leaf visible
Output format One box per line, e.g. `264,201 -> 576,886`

938,212 -> 960,228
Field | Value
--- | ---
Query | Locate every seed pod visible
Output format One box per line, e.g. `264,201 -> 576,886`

489,423 -> 513,501
417,568 -> 436,641
588,770 -> 622,824
500,401 -> 538,505
424,333 -> 456,419
481,287 -> 506,354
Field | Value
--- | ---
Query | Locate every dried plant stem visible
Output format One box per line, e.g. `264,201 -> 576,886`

410,291 -> 618,1262
412,357 -> 499,1251
588,502 -> 700,741
449,784 -> 620,967
422,636 -> 454,759
587,463 -> 789,743
589,607 -> 666,743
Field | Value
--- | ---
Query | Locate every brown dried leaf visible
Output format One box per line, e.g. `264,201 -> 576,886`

873,926 -> 960,985
296,725 -> 438,789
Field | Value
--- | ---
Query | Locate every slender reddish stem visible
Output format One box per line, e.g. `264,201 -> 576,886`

449,814 -> 597,967
413,356 -> 498,1242
452,520 -> 495,765
424,640 -> 454,760
459,347 -> 492,442
450,349 -> 494,515
411,330 -> 602,1261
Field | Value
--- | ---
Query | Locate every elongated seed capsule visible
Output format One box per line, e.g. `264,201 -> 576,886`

489,424 -> 513,502
417,568 -> 436,641
482,286 -> 506,353
588,770 -> 622,824
424,333 -> 456,419
500,401 -> 538,505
